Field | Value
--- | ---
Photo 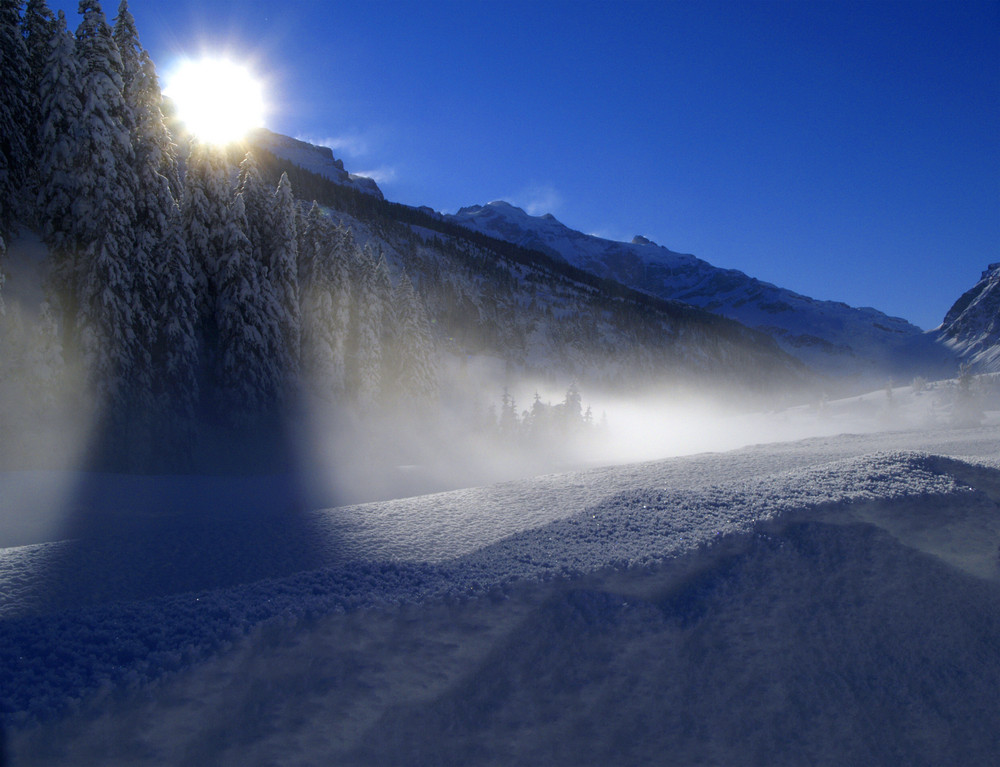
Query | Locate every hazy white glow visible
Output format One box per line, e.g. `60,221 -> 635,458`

165,58 -> 265,144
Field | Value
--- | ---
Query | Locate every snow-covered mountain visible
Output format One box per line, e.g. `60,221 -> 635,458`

247,128 -> 384,199
939,263 -> 1000,372
447,201 -> 955,384
234,137 -> 814,401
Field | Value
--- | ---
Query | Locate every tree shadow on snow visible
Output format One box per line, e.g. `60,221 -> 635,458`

22,410 -> 338,614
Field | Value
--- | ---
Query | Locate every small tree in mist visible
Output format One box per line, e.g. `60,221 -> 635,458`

498,387 -> 519,440
953,363 -> 982,428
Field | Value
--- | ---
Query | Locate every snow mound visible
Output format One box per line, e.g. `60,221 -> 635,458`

2,429 -> 999,747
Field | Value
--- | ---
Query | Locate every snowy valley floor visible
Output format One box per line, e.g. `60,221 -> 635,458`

2,425 -> 1000,765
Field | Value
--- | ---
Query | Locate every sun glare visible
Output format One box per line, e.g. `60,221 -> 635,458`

165,58 -> 266,145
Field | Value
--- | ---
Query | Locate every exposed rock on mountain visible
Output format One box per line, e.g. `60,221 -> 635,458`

939,263 -> 1000,372
248,129 -> 384,199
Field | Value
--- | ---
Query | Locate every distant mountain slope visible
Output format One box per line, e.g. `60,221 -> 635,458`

248,129 -> 384,199
241,136 -> 813,400
939,263 -> 1000,372
447,201 -> 954,383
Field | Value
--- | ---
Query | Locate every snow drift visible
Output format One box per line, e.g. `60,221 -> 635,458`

2,426 -> 1000,765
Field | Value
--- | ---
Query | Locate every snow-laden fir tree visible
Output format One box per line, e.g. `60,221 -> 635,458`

373,249 -> 394,343
115,43 -> 201,440
153,213 -> 199,430
297,200 -> 326,289
23,0 -> 55,87
0,0 -> 32,237
388,271 -> 438,403
110,0 -> 138,96
73,0 -> 144,425
181,142 -> 234,324
74,0 -> 136,251
301,218 -> 352,400
235,151 -> 271,267
300,249 -> 339,401
224,164 -> 285,408
216,193 -> 280,426
21,0 -> 55,186
35,10 -> 81,269
349,244 -> 385,409
269,172 -> 301,385
110,0 -> 173,419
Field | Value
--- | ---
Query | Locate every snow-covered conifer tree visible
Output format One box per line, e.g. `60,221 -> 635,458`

74,0 -> 136,249
270,172 -> 301,384
301,221 -> 353,400
373,250 -> 394,342
235,151 -> 271,267
110,0 -> 138,90
118,45 -> 198,441
21,0 -> 55,182
216,193 -> 279,426
300,255 -> 337,401
389,272 -> 438,403
181,143 -> 233,322
154,213 -> 199,427
328,224 -> 354,393
23,0 -> 54,83
349,245 -> 384,409
110,1 -> 170,417
73,0 -> 143,422
297,200 -> 325,289
0,0 -> 32,236
35,10 -> 81,265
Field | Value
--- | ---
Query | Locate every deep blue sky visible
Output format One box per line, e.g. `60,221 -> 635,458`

54,0 -> 999,330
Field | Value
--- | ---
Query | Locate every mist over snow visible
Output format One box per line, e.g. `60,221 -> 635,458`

3,424 -> 1000,765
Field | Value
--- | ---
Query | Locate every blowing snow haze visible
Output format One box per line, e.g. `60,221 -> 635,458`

1,1 -> 1000,764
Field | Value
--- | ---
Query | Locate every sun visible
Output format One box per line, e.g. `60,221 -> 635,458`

164,57 -> 266,145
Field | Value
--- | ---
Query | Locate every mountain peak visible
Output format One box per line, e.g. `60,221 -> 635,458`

939,262 -> 1000,371
247,129 -> 384,199
631,235 -> 658,247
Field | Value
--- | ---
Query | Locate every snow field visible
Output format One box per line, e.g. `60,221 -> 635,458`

2,425 -> 1000,764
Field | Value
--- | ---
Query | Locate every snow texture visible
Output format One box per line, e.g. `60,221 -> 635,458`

2,425 -> 1000,764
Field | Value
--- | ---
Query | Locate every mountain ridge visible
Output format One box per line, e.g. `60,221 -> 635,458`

939,262 -> 1000,372
447,201 -> 956,383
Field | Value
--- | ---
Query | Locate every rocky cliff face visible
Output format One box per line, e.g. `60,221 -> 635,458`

248,129 -> 384,199
939,263 -> 1000,372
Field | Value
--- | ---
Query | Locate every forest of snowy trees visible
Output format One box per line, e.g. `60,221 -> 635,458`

0,0 -> 440,470
0,0 -> 808,485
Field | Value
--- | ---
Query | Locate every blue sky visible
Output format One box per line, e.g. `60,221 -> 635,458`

55,0 -> 998,330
